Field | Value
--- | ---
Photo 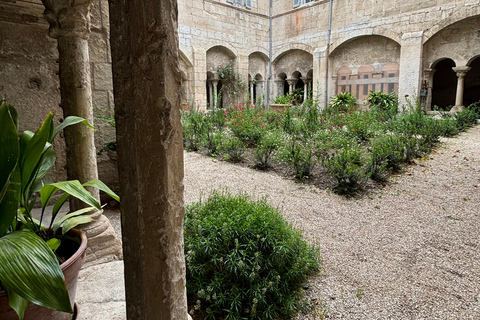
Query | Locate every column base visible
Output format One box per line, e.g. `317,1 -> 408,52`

79,213 -> 123,267
450,105 -> 465,113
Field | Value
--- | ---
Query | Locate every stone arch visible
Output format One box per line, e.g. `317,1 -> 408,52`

206,45 -> 237,75
271,43 -> 313,63
206,46 -> 237,108
248,52 -> 268,105
431,58 -> 457,110
276,72 -> 289,96
330,31 -> 401,56
464,56 -> 480,106
179,50 -> 193,104
330,35 -> 401,101
423,16 -> 480,69
272,49 -> 313,79
424,13 -> 480,41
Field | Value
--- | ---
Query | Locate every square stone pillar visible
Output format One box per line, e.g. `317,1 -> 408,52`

398,31 -> 424,110
313,47 -> 328,109
108,0 -> 188,319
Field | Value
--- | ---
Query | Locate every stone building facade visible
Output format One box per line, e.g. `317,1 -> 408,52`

1,0 -> 479,173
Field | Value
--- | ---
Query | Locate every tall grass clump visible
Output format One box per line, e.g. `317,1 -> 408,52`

184,191 -> 320,320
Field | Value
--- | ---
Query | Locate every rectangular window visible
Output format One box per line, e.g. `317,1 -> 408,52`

363,74 -> 369,79
294,0 -> 315,8
389,73 -> 395,78
363,84 -> 368,96
372,84 -> 375,92
356,85 -> 359,99
228,0 -> 251,9
341,76 -> 346,80
388,83 -> 394,93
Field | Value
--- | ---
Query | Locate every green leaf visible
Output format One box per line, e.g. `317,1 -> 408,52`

48,181 -> 101,210
19,113 -> 54,204
51,193 -> 70,223
53,207 -> 96,235
52,116 -> 95,142
5,286 -> 28,320
40,184 -> 59,208
61,215 -> 94,235
0,169 -> 21,236
0,102 -> 19,205
0,230 -> 72,313
35,146 -> 56,182
83,179 -> 120,202
46,238 -> 61,252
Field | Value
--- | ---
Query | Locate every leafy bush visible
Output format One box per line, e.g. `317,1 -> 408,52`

253,131 -> 282,170
221,136 -> 245,163
467,101 -> 480,117
366,91 -> 398,119
328,92 -> 359,115
184,191 -> 320,320
455,108 -> 478,132
204,131 -> 225,156
278,138 -> 318,180
322,147 -> 368,195
183,108 -> 207,151
368,135 -> 405,172
228,105 -> 267,146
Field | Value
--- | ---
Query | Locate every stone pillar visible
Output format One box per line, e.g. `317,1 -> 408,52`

424,68 -> 436,111
303,78 -> 312,101
250,81 -> 255,102
398,31 -> 424,110
286,79 -> 297,93
275,80 -> 284,97
451,66 -> 471,112
212,79 -> 219,109
313,47 -> 328,109
108,0 -> 188,318
208,81 -> 213,109
256,80 -> 264,104
42,0 -> 122,265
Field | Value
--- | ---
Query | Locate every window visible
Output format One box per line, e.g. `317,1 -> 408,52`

293,0 -> 315,8
228,0 -> 251,9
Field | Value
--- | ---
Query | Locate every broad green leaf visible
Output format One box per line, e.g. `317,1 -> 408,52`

40,184 -> 59,208
19,113 -> 54,203
48,181 -> 101,210
0,169 -> 21,236
61,215 -> 94,235
0,102 -> 19,205
52,116 -> 95,142
35,146 -> 56,181
83,179 -> 120,202
5,286 -> 28,320
6,103 -> 19,130
46,238 -> 61,252
0,231 -> 72,313
51,193 -> 70,223
52,207 -> 96,235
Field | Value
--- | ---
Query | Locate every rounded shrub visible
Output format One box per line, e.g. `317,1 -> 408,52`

184,191 -> 320,320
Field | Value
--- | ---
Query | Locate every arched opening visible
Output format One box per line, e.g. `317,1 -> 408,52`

278,73 -> 289,96
253,74 -> 264,104
292,71 -> 304,103
465,56 -> 480,106
432,59 -> 457,110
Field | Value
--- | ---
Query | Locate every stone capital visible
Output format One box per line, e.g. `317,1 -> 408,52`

42,0 -> 95,39
452,66 -> 471,78
423,68 -> 436,77
302,77 -> 312,84
286,78 -> 298,86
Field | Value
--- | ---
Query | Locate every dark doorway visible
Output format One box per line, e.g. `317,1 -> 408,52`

464,57 -> 480,106
431,59 -> 457,110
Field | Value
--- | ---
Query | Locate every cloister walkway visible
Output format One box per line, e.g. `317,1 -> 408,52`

77,124 -> 480,319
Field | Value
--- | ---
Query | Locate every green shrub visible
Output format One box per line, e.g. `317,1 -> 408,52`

322,147 -> 368,195
455,108 -> 478,132
204,131 -> 225,156
366,91 -> 398,119
328,92 -> 359,115
253,131 -> 282,170
228,105 -> 267,146
278,138 -> 318,180
221,136 -> 245,163
467,101 -> 480,117
369,135 -> 405,172
184,191 -> 320,320
183,108 -> 207,151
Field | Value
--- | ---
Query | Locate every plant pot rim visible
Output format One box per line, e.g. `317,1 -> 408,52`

59,229 -> 87,270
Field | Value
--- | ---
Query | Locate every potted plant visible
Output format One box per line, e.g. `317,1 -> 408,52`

0,101 -> 119,320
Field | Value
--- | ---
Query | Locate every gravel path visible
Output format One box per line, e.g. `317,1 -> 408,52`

183,125 -> 480,319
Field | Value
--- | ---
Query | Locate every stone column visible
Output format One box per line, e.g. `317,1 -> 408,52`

275,80 -> 284,97
108,0 -> 188,319
250,81 -> 255,102
208,81 -> 213,108
303,78 -> 312,101
313,47 -> 328,109
42,0 -> 122,265
286,79 -> 297,93
451,66 -> 471,112
212,79 -> 219,109
256,80 -> 264,104
423,68 -> 436,112
398,31 -> 424,110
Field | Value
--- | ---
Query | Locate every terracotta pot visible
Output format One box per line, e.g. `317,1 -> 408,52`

0,229 -> 87,320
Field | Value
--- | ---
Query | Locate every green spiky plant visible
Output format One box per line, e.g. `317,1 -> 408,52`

0,101 -> 119,319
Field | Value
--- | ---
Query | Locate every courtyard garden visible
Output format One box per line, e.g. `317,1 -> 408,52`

182,91 -> 480,196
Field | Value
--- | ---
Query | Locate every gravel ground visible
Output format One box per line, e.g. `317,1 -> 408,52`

182,125 -> 480,320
